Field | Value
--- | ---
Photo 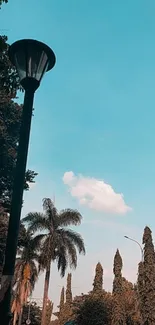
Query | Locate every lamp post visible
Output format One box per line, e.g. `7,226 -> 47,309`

124,235 -> 144,261
0,39 -> 56,325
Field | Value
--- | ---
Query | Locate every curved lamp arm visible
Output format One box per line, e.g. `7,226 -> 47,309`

124,235 -> 144,262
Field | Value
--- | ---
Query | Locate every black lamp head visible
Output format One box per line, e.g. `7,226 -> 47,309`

9,39 -> 56,91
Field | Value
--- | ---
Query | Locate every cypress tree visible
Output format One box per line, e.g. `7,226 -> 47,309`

53,288 -> 64,324
112,249 -> 126,325
137,261 -> 145,323
66,273 -> 72,304
122,278 -> 141,324
93,262 -> 103,294
60,287 -> 64,312
45,300 -> 53,325
58,274 -> 73,325
140,226 -> 155,324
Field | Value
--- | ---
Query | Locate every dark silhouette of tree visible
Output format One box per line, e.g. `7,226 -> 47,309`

75,297 -> 109,325
137,261 -> 145,323
45,299 -> 53,325
66,273 -> 72,304
92,262 -> 103,295
112,249 -> 125,325
0,0 -> 8,8
122,278 -> 141,325
17,302 -> 41,325
12,229 -> 39,325
138,226 -> 155,324
0,215 -> 27,284
59,287 -> 65,312
55,274 -> 74,325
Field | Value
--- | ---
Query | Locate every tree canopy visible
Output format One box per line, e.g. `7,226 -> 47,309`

23,198 -> 85,325
75,297 -> 109,325
17,302 -> 41,325
0,0 -> 8,8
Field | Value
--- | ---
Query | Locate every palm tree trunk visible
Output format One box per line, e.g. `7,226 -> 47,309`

18,306 -> 23,325
13,310 -> 18,325
41,264 -> 51,325
18,282 -> 24,325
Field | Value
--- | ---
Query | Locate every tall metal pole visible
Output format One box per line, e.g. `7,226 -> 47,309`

0,89 -> 35,325
124,235 -> 144,262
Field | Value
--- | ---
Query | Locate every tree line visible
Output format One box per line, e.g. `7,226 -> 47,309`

52,227 -> 155,325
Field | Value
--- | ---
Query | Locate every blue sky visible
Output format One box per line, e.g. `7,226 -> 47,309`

1,0 -> 155,309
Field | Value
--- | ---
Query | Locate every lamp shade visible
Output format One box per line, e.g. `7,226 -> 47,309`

9,39 -> 56,90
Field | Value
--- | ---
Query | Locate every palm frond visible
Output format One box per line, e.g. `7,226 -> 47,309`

31,234 -> 46,252
21,198 -> 85,282
55,231 -> 77,269
58,229 -> 86,255
38,236 -> 53,270
22,212 -> 44,224
13,229 -> 39,302
29,260 -> 38,289
56,246 -> 68,277
58,209 -> 82,227
22,212 -> 49,233
63,238 -> 77,269
43,198 -> 58,217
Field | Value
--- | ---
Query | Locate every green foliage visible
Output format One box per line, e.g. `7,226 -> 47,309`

66,274 -> 72,304
92,262 -> 103,295
0,213 -> 27,281
137,261 -> 145,322
112,249 -> 126,325
60,286 -> 65,311
21,302 -> 41,325
0,35 -> 19,96
12,230 -> 39,325
139,226 -> 155,324
22,198 -> 85,325
45,300 -> 53,325
0,0 -> 8,8
75,297 -> 109,325
58,274 -> 73,325
23,198 -> 85,277
122,278 -> 141,325
13,229 -> 39,292
113,249 -> 123,295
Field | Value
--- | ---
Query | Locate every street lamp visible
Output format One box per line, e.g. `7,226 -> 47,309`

124,235 -> 144,261
0,39 -> 56,325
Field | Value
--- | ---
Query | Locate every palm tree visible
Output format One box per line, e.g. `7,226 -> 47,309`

12,229 -> 39,325
22,198 -> 85,325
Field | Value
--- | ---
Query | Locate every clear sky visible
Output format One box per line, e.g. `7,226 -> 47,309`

1,0 -> 155,311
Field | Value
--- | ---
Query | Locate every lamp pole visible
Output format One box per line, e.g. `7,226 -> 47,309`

124,235 -> 144,262
0,39 -> 56,325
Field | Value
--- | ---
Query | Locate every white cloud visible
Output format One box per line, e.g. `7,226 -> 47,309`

63,171 -> 131,215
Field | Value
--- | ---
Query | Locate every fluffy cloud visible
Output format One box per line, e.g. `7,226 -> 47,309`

63,171 -> 131,215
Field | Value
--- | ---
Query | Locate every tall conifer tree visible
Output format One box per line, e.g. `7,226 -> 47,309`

93,262 -> 103,295
139,226 -> 155,324
112,249 -> 125,325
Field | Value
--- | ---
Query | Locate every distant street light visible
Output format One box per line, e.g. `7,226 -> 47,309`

0,39 -> 56,325
124,235 -> 144,261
